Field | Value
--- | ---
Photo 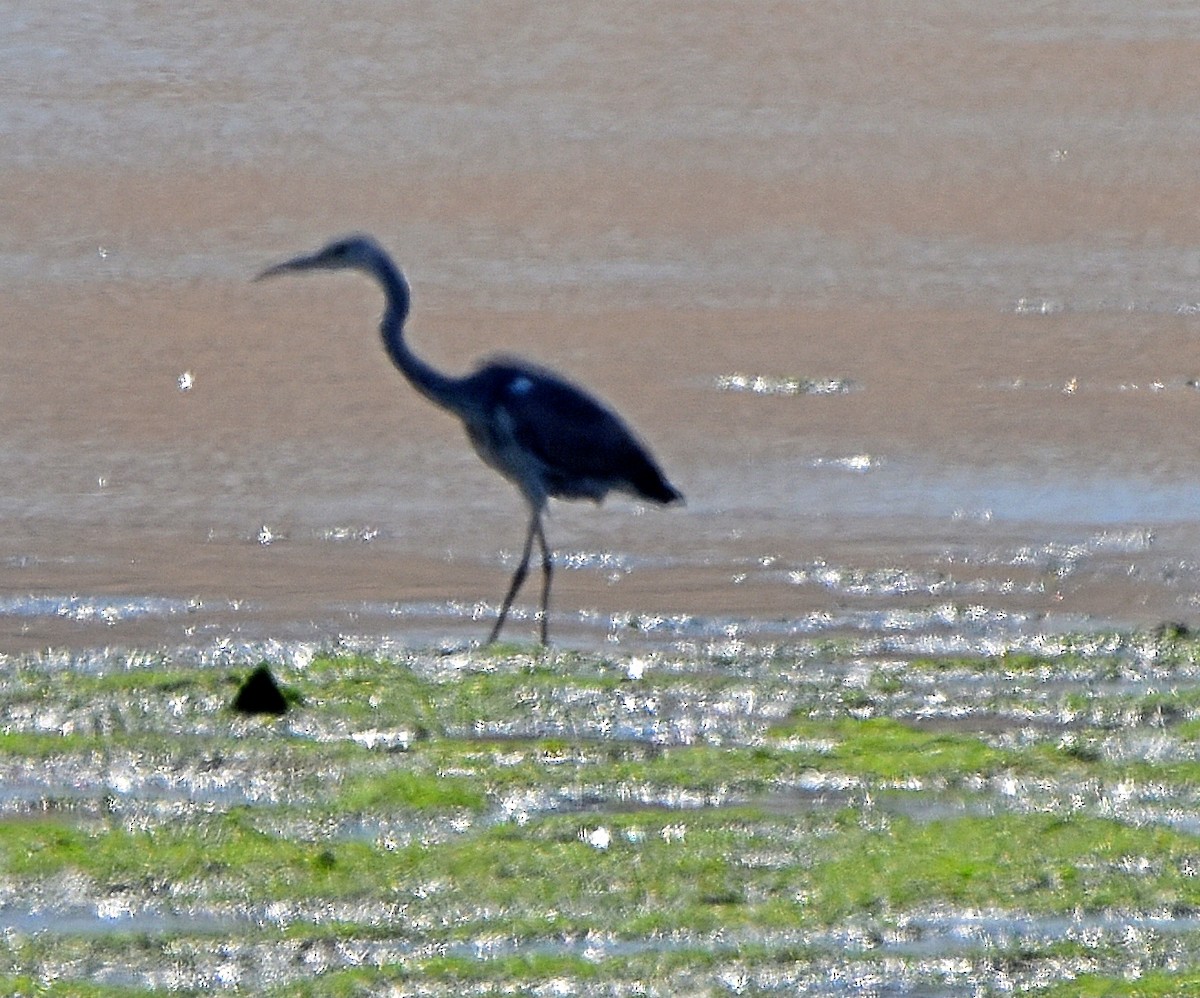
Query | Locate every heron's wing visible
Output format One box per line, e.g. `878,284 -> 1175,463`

507,375 -> 635,470
486,364 -> 678,502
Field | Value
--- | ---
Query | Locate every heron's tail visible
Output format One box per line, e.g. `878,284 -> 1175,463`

631,463 -> 684,505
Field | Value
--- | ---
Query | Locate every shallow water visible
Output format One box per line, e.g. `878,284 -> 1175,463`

5,4 -> 1200,648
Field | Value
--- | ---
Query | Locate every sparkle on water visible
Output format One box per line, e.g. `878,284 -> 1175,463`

713,372 -> 857,396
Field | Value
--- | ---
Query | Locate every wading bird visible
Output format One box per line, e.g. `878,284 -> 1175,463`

256,235 -> 682,645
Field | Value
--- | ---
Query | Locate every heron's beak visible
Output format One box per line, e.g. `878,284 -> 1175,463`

253,252 -> 318,282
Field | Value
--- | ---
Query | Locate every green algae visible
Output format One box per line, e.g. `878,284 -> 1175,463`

335,769 -> 488,813
1036,970 -> 1200,997
0,980 -> 152,998
770,716 -> 1017,781
3,636 -> 1200,992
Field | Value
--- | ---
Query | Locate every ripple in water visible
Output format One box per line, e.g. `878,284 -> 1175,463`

0,594 -> 196,624
713,372 -> 857,396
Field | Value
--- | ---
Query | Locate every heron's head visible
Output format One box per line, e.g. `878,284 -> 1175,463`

255,235 -> 385,281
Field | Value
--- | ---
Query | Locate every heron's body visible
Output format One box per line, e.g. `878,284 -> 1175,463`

454,360 -> 681,507
257,235 -> 681,644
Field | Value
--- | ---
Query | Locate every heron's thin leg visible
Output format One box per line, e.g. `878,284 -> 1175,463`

487,510 -> 537,645
534,517 -> 552,645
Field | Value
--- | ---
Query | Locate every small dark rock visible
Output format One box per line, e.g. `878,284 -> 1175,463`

231,664 -> 289,715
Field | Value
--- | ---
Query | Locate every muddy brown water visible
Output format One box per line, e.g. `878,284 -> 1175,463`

5,3 -> 1200,654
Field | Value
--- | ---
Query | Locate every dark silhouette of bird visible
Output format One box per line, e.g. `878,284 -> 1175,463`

256,235 -> 682,645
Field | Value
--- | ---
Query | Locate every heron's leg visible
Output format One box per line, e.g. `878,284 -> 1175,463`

534,517 -> 552,645
487,510 -> 537,645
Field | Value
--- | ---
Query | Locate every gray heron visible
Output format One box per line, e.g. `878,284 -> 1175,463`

256,235 -> 682,644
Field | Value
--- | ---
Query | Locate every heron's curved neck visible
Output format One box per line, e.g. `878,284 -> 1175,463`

372,257 -> 460,411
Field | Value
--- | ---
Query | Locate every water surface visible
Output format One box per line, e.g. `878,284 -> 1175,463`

4,2 -> 1200,651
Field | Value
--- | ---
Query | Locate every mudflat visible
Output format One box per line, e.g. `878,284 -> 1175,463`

4,4 -> 1200,649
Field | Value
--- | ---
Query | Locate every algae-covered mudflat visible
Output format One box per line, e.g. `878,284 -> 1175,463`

4,634 -> 1200,994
